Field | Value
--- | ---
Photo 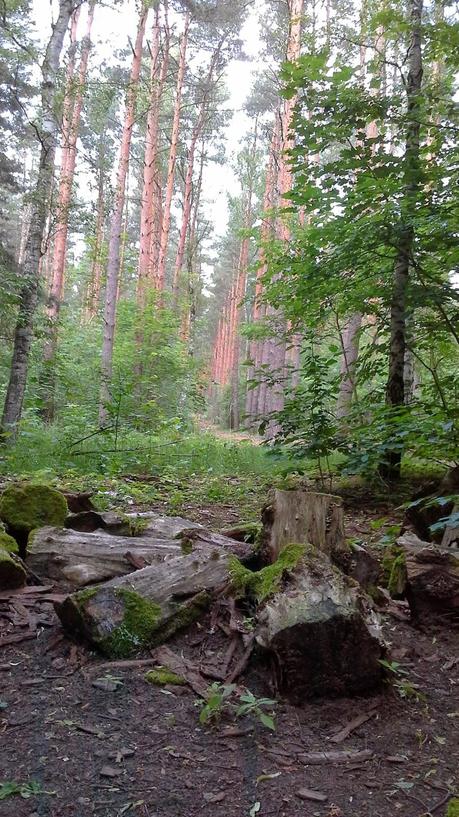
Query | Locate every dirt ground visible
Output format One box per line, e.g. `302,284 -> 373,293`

1,496 -> 458,817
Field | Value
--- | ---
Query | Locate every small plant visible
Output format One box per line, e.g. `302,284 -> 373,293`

196,683 -> 276,731
379,660 -> 426,703
0,780 -> 54,800
197,682 -> 236,725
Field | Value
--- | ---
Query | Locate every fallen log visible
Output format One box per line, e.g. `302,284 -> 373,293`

66,510 -> 203,538
180,528 -> 254,562
260,489 -> 347,563
27,527 -> 182,587
56,546 -> 234,657
255,547 -> 384,700
396,533 -> 459,619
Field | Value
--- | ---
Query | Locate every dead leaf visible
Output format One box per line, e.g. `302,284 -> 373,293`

100,765 -> 122,778
75,722 -> 105,739
296,788 -> 328,802
387,755 -> 409,763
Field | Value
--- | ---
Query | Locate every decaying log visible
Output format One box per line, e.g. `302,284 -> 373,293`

28,527 -> 182,587
66,510 -> 203,538
56,546 -> 234,656
256,548 -> 384,700
62,491 -> 96,513
180,528 -> 254,562
260,490 -> 347,564
441,505 -> 459,549
397,533 -> 459,619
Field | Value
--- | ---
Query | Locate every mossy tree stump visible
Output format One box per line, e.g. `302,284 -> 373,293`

255,547 -> 384,700
260,490 -> 347,564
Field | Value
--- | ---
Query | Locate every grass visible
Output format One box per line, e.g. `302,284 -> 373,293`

0,420 -> 313,523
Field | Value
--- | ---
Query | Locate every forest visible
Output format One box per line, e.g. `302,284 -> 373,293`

0,0 -> 458,815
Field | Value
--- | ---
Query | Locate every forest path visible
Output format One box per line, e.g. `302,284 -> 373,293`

197,417 -> 262,445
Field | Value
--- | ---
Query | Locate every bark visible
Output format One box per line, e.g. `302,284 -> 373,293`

137,4 -> 170,300
66,509 -> 203,538
0,550 -> 26,590
396,533 -> 459,620
256,549 -> 384,700
155,13 -> 189,291
84,167 -> 105,321
41,2 -> 95,422
1,0 -> 79,439
99,5 -> 148,426
56,545 -> 236,656
172,43 -> 223,297
28,526 -> 182,587
336,312 -> 362,419
260,489 -> 347,564
383,0 -> 423,479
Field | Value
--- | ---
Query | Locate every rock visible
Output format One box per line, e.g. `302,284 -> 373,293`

0,531 -> 19,555
0,483 -> 67,555
0,548 -> 26,590
336,543 -> 381,590
255,547 -> 384,700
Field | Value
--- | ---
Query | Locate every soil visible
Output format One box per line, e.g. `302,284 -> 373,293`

1,495 -> 458,817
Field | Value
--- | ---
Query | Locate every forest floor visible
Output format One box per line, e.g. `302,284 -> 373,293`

0,468 -> 458,817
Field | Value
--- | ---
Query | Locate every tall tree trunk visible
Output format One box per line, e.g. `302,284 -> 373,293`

99,5 -> 148,427
138,3 -> 170,301
155,13 -> 189,291
181,144 -> 204,345
382,0 -> 423,479
1,0 -> 79,440
172,41 -> 224,297
336,312 -> 362,419
41,2 -> 95,423
84,166 -> 105,322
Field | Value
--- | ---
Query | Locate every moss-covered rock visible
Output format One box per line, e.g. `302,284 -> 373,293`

446,799 -> 459,817
0,531 -> 19,554
229,543 -> 307,603
0,484 -> 68,543
145,668 -> 186,686
0,547 -> 26,590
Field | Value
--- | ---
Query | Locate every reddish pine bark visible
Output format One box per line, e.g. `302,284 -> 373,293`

138,3 -> 170,303
99,5 -> 148,426
155,13 -> 189,291
173,44 -> 223,297
41,2 -> 95,422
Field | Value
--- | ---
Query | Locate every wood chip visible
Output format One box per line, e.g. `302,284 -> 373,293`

296,788 -> 328,802
298,750 -> 374,765
329,710 -> 377,743
151,645 -> 208,697
100,765 -> 122,778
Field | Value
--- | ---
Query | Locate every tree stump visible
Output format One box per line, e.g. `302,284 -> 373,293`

0,548 -> 26,590
260,490 -> 347,563
255,548 -> 384,700
397,533 -> 459,620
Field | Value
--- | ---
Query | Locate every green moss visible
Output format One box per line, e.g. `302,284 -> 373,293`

382,546 -> 407,596
0,483 -> 67,534
0,547 -> 26,589
446,799 -> 459,817
119,514 -> 149,537
220,522 -> 262,545
229,543 -> 307,603
157,590 -> 211,644
99,589 -> 162,658
145,668 -> 186,686
0,531 -> 19,554
180,538 -> 194,555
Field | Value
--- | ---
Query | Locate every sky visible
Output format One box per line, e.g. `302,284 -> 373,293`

31,0 -> 266,239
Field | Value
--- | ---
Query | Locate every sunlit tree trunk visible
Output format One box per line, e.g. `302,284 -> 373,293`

99,5 -> 148,427
138,3 -> 170,302
383,0 -> 423,479
155,13 -> 189,291
41,2 -> 95,422
1,0 -> 79,440
173,41 -> 223,297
